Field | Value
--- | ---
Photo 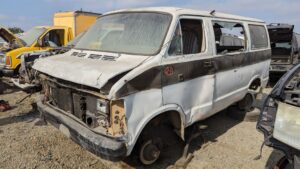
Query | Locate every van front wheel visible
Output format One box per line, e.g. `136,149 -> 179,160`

139,139 -> 162,165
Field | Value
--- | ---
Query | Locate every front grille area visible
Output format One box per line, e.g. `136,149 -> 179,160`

50,87 -> 73,113
48,85 -> 109,129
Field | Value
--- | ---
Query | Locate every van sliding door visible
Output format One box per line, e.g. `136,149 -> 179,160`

211,20 -> 248,112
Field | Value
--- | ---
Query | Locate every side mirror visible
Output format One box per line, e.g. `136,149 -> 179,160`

37,39 -> 43,47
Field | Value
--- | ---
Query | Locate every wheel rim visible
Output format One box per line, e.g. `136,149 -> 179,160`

139,140 -> 161,165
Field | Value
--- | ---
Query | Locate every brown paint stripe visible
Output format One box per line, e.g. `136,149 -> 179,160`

115,50 -> 271,98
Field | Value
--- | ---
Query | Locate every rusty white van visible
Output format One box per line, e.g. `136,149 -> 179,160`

33,7 -> 271,164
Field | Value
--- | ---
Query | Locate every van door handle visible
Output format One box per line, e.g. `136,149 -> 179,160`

204,60 -> 213,67
234,69 -> 237,72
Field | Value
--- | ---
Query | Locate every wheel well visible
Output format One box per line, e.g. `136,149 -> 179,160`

134,111 -> 183,164
249,78 -> 261,91
141,111 -> 183,140
148,111 -> 181,129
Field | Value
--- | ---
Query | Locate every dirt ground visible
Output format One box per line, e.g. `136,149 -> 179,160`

0,78 -> 272,169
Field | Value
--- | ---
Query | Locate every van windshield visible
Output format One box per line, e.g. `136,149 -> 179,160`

75,12 -> 172,55
20,27 -> 46,46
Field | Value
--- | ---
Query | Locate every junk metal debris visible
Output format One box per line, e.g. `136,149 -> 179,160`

0,100 -> 11,112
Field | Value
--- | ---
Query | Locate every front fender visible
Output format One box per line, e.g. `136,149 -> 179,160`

6,47 -> 40,69
126,103 -> 185,156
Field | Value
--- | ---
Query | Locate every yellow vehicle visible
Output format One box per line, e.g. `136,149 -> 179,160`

0,11 -> 101,76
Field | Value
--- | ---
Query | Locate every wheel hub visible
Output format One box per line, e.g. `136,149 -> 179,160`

140,140 -> 161,165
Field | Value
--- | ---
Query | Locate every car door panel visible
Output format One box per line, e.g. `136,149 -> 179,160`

162,16 -> 215,125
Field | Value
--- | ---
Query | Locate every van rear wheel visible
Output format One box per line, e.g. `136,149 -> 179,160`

238,93 -> 254,111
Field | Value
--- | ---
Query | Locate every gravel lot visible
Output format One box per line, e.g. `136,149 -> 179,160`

0,78 -> 272,169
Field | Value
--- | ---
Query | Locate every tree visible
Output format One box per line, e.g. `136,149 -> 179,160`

8,27 -> 24,34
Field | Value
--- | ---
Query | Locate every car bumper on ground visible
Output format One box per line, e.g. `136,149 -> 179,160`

37,101 -> 127,161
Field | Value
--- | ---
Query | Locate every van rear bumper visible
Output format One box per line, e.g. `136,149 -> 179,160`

37,101 -> 127,161
270,64 -> 292,73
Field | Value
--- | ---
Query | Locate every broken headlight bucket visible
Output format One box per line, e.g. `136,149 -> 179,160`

96,99 -> 108,114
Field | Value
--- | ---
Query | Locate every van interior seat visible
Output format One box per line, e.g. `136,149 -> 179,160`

52,32 -> 61,46
180,19 -> 203,54
182,29 -> 200,54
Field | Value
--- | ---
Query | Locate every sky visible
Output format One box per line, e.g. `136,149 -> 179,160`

0,0 -> 299,32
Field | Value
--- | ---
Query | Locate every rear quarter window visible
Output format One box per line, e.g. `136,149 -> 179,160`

249,25 -> 269,50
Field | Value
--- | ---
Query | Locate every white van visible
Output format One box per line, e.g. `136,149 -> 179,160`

33,7 -> 271,164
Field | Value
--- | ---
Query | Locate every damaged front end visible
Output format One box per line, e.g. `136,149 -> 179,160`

12,31 -> 87,90
0,27 -> 24,52
0,27 -> 25,75
257,64 -> 300,167
12,48 -> 70,91
37,73 -> 128,160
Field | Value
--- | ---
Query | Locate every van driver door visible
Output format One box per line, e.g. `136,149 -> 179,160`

162,16 -> 215,125
39,29 -> 65,50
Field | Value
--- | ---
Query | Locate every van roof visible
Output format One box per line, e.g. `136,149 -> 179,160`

106,7 -> 264,23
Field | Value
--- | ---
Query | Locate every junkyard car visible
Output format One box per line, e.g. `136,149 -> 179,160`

268,23 -> 300,79
258,64 -> 300,169
33,7 -> 271,164
0,26 -> 74,76
11,31 -> 86,91
0,36 -> 8,48
0,11 -> 101,77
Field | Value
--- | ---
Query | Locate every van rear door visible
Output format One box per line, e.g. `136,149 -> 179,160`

268,24 -> 294,64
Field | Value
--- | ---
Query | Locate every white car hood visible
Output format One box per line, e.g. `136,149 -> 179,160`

33,50 -> 149,89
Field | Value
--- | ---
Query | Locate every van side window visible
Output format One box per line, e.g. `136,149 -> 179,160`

212,21 -> 245,54
168,19 -> 204,56
249,25 -> 268,49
